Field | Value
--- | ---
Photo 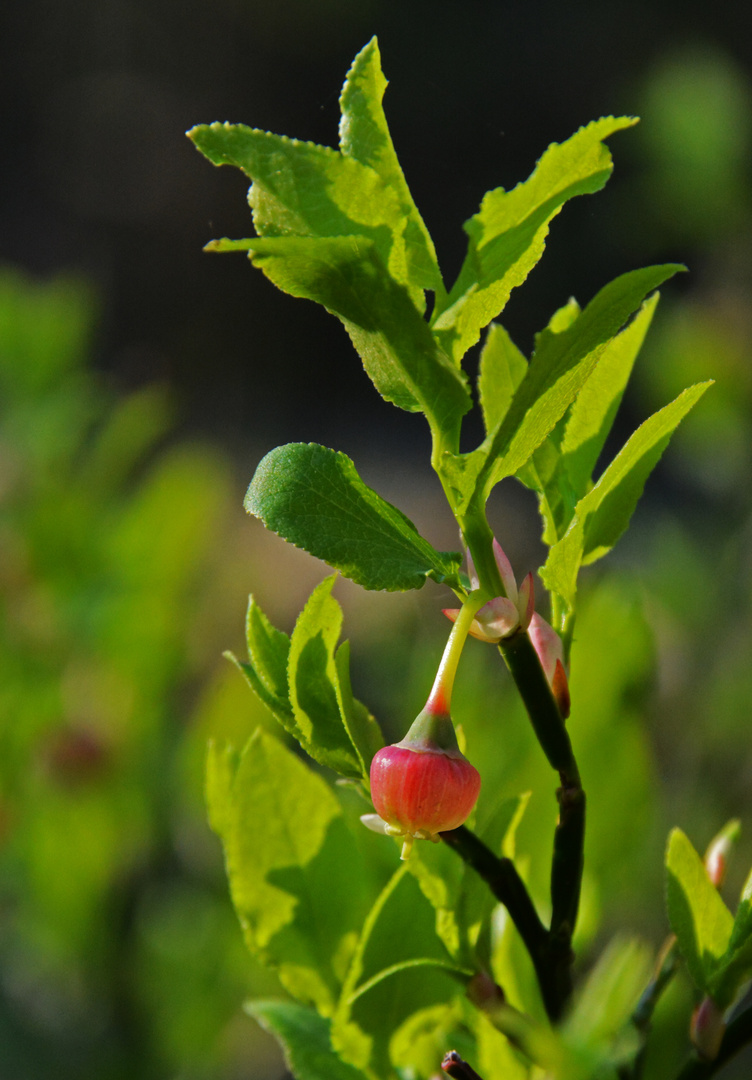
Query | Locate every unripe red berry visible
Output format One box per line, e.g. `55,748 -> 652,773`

369,707 -> 481,852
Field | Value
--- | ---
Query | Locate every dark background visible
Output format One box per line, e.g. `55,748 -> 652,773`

3,0 -> 750,463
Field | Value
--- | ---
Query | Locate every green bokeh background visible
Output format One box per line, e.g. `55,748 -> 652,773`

1,2 -> 751,1077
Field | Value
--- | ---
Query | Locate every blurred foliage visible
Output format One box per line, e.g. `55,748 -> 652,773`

0,268 -> 286,1079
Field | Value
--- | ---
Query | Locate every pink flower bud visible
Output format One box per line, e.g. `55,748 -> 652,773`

529,613 -> 570,718
704,819 -> 741,889
445,542 -> 534,642
367,707 -> 481,859
690,996 -> 726,1061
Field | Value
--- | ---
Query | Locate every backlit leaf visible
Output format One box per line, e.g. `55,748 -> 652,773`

339,38 -> 443,296
332,866 -> 463,1077
432,117 -> 638,363
542,381 -> 712,607
206,731 -> 368,1015
665,828 -> 733,994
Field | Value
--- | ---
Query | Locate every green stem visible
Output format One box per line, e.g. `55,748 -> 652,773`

427,593 -> 486,715
550,594 -> 576,666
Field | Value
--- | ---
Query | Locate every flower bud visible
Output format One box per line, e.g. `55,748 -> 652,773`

690,996 -> 726,1061
704,819 -> 741,889
368,707 -> 481,859
444,540 -> 534,642
528,613 -> 570,719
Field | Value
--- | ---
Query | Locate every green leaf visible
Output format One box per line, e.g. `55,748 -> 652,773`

486,265 -> 683,487
432,117 -> 639,363
332,865 -> 463,1077
188,122 -> 389,240
729,866 -> 752,954
444,265 -> 682,518
229,590 -> 382,777
238,236 -> 470,434
247,1000 -> 369,1080
339,38 -> 443,297
516,424 -> 577,547
287,576 -> 365,778
478,323 -> 528,436
708,867 -> 752,1007
541,380 -> 712,607
206,730 -> 369,1015
187,123 -> 416,304
245,442 -> 462,591
334,640 -> 384,778
406,843 -> 466,960
518,293 -> 660,546
190,39 -> 442,310
242,594 -> 293,718
564,936 -> 651,1052
474,1011 -> 530,1080
560,292 -> 660,499
389,1003 -> 473,1080
665,827 -> 733,994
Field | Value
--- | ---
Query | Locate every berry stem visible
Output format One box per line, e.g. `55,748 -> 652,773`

426,593 -> 486,716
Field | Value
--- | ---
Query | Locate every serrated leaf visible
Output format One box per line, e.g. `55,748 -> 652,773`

188,122 -> 393,241
560,292 -> 659,498
444,265 -> 682,518
240,236 -> 470,434
227,610 -> 297,738
332,866 -> 463,1077
229,591 -> 381,776
287,576 -> 362,778
247,1000 -> 368,1080
245,594 -> 292,713
478,322 -> 528,436
542,381 -> 712,607
432,117 -> 638,363
665,828 -> 733,995
190,40 -> 443,311
246,442 -> 462,591
339,38 -> 443,297
206,730 -> 369,1015
486,265 -> 683,488
188,122 -> 423,308
518,294 -> 660,545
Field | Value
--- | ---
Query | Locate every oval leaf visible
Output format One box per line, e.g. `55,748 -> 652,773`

246,442 -> 461,591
